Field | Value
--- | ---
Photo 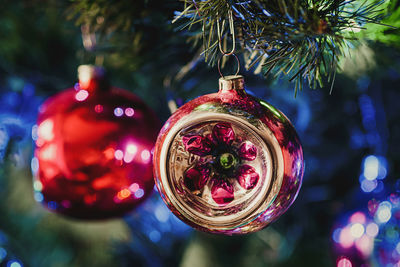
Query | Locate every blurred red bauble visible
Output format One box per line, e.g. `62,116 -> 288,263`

33,65 -> 160,219
153,75 -> 304,235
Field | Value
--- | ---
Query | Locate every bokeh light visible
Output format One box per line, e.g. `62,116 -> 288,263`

141,149 -> 151,162
361,179 -> 377,193
339,227 -> 354,248
31,157 -> 39,175
359,155 -> 388,193
114,150 -> 123,160
114,107 -> 124,117
75,90 -> 89,101
126,144 -> 137,155
350,223 -> 364,238
34,192 -> 44,202
125,107 -> 134,117
355,235 -> 373,257
350,212 -> 366,224
94,104 -> 103,113
134,189 -> 144,198
129,183 -> 139,193
333,211 -> 380,262
37,119 -> 54,142
124,143 -> 138,163
365,223 -> 379,237
0,247 -> 7,261
117,189 -> 131,200
337,257 -> 352,267
375,201 -> 392,224
7,260 -> 23,267
149,230 -> 161,243
333,228 -> 342,243
363,155 -> 379,180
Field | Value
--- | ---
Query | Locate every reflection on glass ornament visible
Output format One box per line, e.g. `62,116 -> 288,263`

153,75 -> 304,235
33,65 -> 160,219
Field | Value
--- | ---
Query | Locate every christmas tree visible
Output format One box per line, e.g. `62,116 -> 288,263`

0,0 -> 400,266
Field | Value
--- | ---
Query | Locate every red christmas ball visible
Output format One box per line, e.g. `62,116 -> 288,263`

33,66 -> 160,219
153,75 -> 304,234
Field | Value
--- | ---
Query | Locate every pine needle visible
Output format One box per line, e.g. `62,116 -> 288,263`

175,0 -> 393,92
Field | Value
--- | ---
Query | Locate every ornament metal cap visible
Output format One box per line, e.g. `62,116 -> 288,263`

77,65 -> 109,92
219,75 -> 244,92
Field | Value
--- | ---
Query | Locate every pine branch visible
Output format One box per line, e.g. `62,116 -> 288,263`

65,0 -> 182,71
175,0 -> 394,92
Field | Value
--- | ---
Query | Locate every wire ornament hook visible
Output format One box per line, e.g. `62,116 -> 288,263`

81,22 -> 104,66
218,53 -> 240,78
216,9 -> 235,56
81,24 -> 96,52
216,8 -> 240,78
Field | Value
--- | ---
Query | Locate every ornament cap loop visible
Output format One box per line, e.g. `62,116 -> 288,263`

219,75 -> 245,92
217,53 -> 240,78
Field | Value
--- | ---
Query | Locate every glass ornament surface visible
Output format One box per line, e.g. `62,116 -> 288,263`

153,75 -> 304,235
33,65 -> 160,219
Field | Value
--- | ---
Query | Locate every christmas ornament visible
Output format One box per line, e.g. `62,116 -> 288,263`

33,65 -> 160,219
153,75 -> 304,235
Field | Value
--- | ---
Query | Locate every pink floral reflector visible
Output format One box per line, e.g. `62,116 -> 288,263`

182,122 -> 261,206
211,180 -> 234,205
237,165 -> 259,190
184,165 -> 210,191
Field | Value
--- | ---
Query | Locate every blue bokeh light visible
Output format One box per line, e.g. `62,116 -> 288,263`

359,155 -> 388,193
114,107 -> 124,117
0,247 -> 7,262
7,260 -> 23,267
47,201 -> 58,210
375,201 -> 392,224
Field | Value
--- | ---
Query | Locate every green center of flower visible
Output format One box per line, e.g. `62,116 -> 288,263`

219,152 -> 237,170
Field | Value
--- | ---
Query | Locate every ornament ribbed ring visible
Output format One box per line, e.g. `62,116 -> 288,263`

218,53 -> 240,78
